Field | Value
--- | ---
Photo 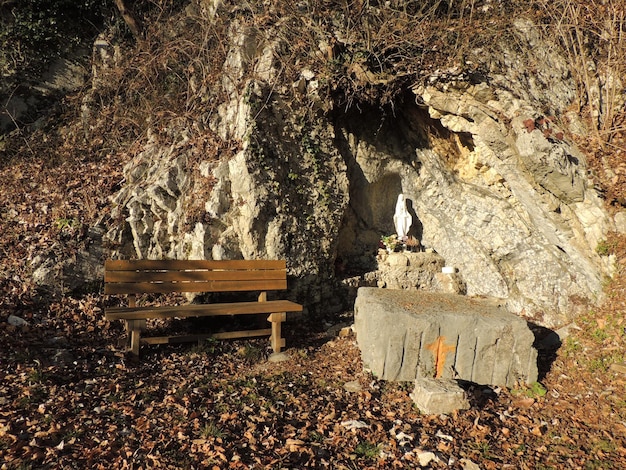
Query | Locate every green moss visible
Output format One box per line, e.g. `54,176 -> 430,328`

354,440 -> 380,459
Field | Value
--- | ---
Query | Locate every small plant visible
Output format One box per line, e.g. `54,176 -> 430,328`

54,217 -> 81,232
293,348 -> 309,359
562,337 -> 582,356
309,431 -> 325,443
62,428 -> 84,441
472,441 -> 492,459
591,328 -> 609,343
512,381 -> 547,398
238,343 -> 263,363
27,367 -> 45,384
588,357 -> 611,373
200,421 -> 225,440
190,337 -> 219,355
596,240 -> 613,256
593,438 -> 616,453
354,440 -> 380,459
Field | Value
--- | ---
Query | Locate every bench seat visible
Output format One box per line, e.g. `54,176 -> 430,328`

105,300 -> 304,320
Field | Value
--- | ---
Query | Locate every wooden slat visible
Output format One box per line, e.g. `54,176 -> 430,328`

141,329 -> 273,345
105,269 -> 285,283
105,299 -> 303,320
105,278 -> 288,295
105,259 -> 286,271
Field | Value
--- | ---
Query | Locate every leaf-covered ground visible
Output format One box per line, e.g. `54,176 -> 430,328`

1,294 -> 626,470
2,0 -> 626,467
1,155 -> 626,470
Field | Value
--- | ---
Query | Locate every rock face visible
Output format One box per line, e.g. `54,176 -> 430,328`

354,288 -> 538,387
101,10 -> 612,326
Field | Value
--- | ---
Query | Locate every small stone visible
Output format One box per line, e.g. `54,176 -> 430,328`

53,349 -> 75,366
46,336 -> 69,347
410,378 -> 470,415
338,326 -> 354,338
434,272 -> 464,294
343,380 -> 362,392
8,315 -> 28,327
460,458 -> 481,470
268,352 -> 290,363
340,420 -> 369,430
417,450 -> 439,467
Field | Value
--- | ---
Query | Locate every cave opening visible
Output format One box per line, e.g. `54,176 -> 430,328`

333,97 -> 428,278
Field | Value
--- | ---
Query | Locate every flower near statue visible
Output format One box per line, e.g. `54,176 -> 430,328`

380,234 -> 422,253
380,234 -> 400,253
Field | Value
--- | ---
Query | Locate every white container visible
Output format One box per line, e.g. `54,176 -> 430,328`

441,266 -> 456,274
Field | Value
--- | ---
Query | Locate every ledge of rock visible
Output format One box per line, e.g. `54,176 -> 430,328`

376,250 -> 466,294
354,287 -> 538,387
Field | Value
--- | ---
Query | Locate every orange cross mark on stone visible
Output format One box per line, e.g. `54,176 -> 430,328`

425,335 -> 456,378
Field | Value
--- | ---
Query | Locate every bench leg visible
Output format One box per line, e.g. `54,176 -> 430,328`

125,319 -> 145,356
268,312 -> 286,353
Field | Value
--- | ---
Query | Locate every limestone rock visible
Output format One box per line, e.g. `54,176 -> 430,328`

354,288 -> 538,387
434,272 -> 466,294
100,11 -> 612,326
410,378 -> 470,415
31,227 -> 105,295
268,352 -> 290,363
615,212 -> 626,234
8,315 -> 28,327
375,251 -> 456,292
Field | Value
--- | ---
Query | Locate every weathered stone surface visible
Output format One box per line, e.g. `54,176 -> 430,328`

7,315 -> 28,327
2,56 -> 87,133
333,19 -> 612,326
31,227 -> 105,295
410,378 -> 470,415
103,20 -> 350,315
433,272 -> 466,294
341,251 -> 464,298
99,11 -> 612,325
354,288 -> 538,387
615,212 -> 626,234
375,251 -> 452,291
268,352 -> 290,363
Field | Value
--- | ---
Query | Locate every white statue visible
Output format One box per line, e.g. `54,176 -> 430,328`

393,193 -> 412,241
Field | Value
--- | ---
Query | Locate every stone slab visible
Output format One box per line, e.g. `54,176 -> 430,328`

354,287 -> 538,387
410,377 -> 470,415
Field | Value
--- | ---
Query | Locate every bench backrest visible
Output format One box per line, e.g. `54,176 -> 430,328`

104,259 -> 288,295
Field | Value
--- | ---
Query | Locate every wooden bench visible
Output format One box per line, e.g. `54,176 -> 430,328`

104,259 -> 303,356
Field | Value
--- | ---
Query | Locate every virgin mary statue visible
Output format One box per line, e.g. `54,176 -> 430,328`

393,193 -> 412,241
